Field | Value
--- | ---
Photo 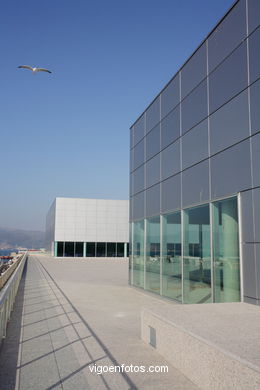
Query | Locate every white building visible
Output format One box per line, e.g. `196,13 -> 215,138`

45,197 -> 129,257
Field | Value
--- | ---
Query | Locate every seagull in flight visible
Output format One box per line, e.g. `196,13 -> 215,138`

18,65 -> 52,74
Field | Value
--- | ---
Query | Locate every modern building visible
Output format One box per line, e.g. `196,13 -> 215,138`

45,197 -> 129,258
129,0 -> 260,305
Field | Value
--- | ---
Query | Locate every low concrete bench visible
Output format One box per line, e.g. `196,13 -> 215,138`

141,303 -> 260,389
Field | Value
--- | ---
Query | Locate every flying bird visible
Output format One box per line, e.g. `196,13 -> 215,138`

18,65 -> 52,74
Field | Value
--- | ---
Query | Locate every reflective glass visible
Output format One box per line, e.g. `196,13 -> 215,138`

130,127 -> 134,149
161,74 -> 180,119
133,191 -> 145,220
181,43 -> 207,99
146,124 -> 160,160
133,221 -> 145,288
146,154 -> 160,188
161,105 -> 180,149
183,205 -> 211,304
133,139 -> 145,170
107,242 -> 116,257
213,197 -> 240,302
162,212 -> 182,301
208,0 -> 246,72
161,174 -> 181,213
146,217 -> 160,294
249,27 -> 260,84
64,242 -> 75,257
161,140 -> 180,180
182,160 -> 210,208
75,242 -> 83,257
133,165 -> 145,194
116,243 -> 124,257
146,97 -> 160,133
57,242 -> 64,257
146,184 -> 160,218
248,0 -> 260,34
209,42 -> 247,114
86,242 -> 95,257
96,242 -> 106,257
181,80 -> 207,134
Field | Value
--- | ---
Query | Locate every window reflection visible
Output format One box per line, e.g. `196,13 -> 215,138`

133,221 -> 145,288
146,217 -> 160,294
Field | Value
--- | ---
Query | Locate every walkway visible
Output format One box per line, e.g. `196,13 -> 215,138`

0,255 -> 197,390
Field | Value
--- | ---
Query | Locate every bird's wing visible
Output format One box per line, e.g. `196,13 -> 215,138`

36,68 -> 52,73
18,65 -> 34,71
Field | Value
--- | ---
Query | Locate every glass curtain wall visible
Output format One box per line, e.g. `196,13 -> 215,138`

162,212 -> 182,301
213,197 -> 240,302
146,216 -> 160,294
75,242 -> 83,257
183,205 -> 211,303
132,221 -> 145,288
64,242 -> 75,257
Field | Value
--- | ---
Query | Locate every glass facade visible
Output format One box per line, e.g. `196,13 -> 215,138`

130,197 -> 240,303
55,241 -> 128,258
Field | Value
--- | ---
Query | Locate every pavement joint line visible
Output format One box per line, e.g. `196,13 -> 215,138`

36,256 -> 138,390
21,322 -> 83,344
22,311 -> 75,328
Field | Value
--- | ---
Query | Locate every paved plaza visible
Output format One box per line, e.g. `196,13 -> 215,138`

0,255 -> 197,390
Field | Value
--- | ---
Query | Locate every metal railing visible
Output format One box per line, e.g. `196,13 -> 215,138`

0,252 -> 28,345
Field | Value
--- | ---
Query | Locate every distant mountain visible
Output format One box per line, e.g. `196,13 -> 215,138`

0,227 -> 45,249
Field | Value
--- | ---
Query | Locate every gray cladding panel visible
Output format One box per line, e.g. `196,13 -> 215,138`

209,42 -> 247,114
181,43 -> 207,99
182,160 -> 210,208
146,125 -> 160,160
240,190 -> 254,243
146,184 -> 160,217
161,75 -> 180,119
253,187 -> 260,242
133,139 -> 145,170
182,119 -> 208,169
146,154 -> 160,188
161,106 -> 180,149
161,174 -> 181,213
250,79 -> 260,135
133,115 -> 145,146
248,0 -> 260,34
252,132 -> 260,187
133,165 -> 145,194
242,243 -> 257,298
256,244 -> 260,299
133,191 -> 145,220
161,140 -> 180,180
211,140 -> 252,199
208,0 -> 246,72
210,89 -> 249,155
181,79 -> 208,134
249,27 -> 260,84
146,97 -> 160,133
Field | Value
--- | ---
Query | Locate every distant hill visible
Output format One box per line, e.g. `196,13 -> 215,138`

0,227 -> 45,249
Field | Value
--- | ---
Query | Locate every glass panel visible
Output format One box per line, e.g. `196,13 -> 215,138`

209,42 -> 247,114
161,105 -> 180,149
208,0 -> 246,72
213,197 -> 240,302
182,119 -> 208,169
146,97 -> 160,133
133,139 -> 144,170
116,243 -> 124,257
249,27 -> 260,84
133,221 -> 145,288
86,242 -> 96,257
64,242 -> 75,257
161,140 -> 180,180
75,242 -> 83,257
127,243 -> 129,257
133,191 -> 145,220
182,160 -> 209,208
181,43 -> 207,99
130,127 -> 134,150
248,0 -> 260,34
161,174 -> 181,214
250,78 -> 260,135
161,74 -> 180,119
57,242 -> 64,257
133,115 -> 145,146
146,217 -> 160,294
183,205 -> 211,304
96,242 -> 106,257
107,242 -> 116,257
162,212 -> 182,301
146,184 -> 160,218
181,80 -> 207,134
146,124 -> 160,160
146,154 -> 160,188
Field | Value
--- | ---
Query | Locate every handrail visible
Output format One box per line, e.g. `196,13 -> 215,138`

0,252 -> 28,345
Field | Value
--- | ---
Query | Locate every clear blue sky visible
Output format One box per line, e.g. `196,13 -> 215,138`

0,0 -> 234,231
